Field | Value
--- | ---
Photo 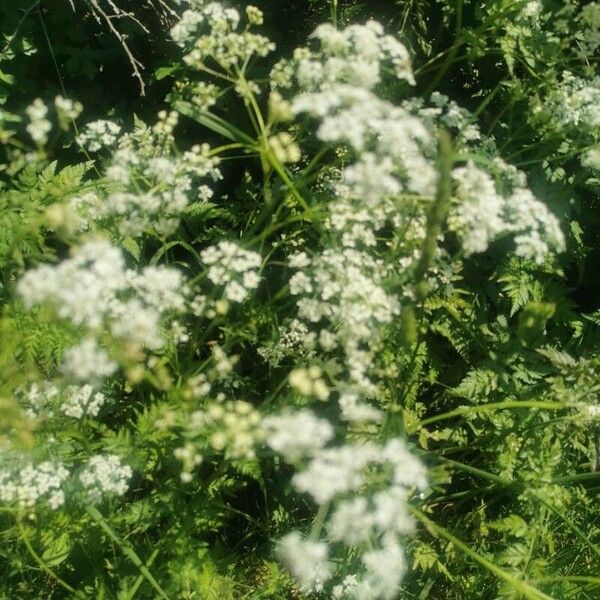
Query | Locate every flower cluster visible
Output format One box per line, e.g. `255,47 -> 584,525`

412,92 -> 481,145
18,382 -> 108,420
186,399 -> 265,462
200,241 -> 262,302
17,239 -> 189,378
25,99 -> 52,146
272,432 -> 427,598
287,248 -> 397,401
60,385 -> 108,419
258,318 -> 316,366
62,337 -> 118,382
449,161 -> 565,262
76,119 -> 121,152
54,95 -> 83,130
174,398 -> 265,483
171,1 -> 274,73
79,455 -> 132,503
263,409 -> 334,462
72,112 -> 221,238
0,462 -> 69,510
284,18 -> 564,269
283,20 -> 415,92
276,533 -> 331,594
537,71 -> 600,136
288,366 -> 329,400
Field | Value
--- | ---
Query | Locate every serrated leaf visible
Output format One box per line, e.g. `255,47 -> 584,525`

122,237 -> 141,262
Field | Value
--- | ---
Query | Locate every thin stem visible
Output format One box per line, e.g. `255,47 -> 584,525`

413,130 -> 453,300
85,505 -> 171,600
330,0 -> 338,26
37,6 -> 101,176
207,142 -> 252,157
309,502 -> 330,541
440,457 -> 512,486
17,518 -> 83,597
533,576 -> 600,586
419,400 -> 567,427
84,0 -> 146,96
266,149 -> 310,211
410,506 -> 554,600
124,549 -> 160,600
552,472 -> 600,485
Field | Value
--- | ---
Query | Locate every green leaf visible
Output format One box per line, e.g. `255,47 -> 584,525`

0,69 -> 14,85
122,237 -> 141,262
489,515 -> 529,538
173,101 -> 255,145
41,531 -> 71,567
154,64 -> 181,80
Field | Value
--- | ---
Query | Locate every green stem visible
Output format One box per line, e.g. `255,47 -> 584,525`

124,548 -> 160,600
266,149 -> 310,211
440,457 -> 511,486
410,506 -> 555,600
17,519 -> 84,598
85,505 -> 171,600
533,576 -> 600,586
249,85 -> 309,211
309,502 -> 330,541
552,472 -> 600,485
419,400 -> 567,427
330,0 -> 338,26
413,130 -> 453,300
207,142 -> 252,156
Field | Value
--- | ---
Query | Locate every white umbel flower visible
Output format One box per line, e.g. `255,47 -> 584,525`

79,455 -> 132,503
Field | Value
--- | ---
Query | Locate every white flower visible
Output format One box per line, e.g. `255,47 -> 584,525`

583,147 -> 600,170
354,534 -> 407,600
328,496 -> 372,544
17,381 -> 60,418
171,1 -> 274,69
18,240 -> 189,375
75,128 -> 222,238
79,455 -> 132,503
76,119 -> 121,152
448,162 -> 505,255
60,384 -> 107,419
62,338 -> 117,382
277,532 -> 332,593
292,443 -> 380,504
338,391 -> 382,422
372,486 -> 415,535
263,409 -> 334,462
201,241 -> 262,302
0,462 -> 69,509
54,95 -> 83,128
448,161 -> 564,261
25,99 -> 52,145
382,438 -> 428,490
288,366 -> 329,400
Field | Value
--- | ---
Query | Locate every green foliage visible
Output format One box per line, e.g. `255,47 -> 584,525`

0,0 -> 599,599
